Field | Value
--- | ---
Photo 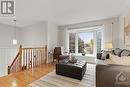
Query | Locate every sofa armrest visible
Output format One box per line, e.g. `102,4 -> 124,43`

96,64 -> 130,87
59,55 -> 69,60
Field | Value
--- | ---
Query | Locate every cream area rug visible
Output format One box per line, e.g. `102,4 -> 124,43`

27,64 -> 95,87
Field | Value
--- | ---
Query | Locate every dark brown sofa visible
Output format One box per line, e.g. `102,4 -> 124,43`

96,48 -> 130,87
96,64 -> 130,87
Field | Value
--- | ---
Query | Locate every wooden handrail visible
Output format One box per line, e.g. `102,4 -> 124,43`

10,53 -> 19,68
22,47 -> 45,49
8,45 -> 22,74
8,45 -> 47,74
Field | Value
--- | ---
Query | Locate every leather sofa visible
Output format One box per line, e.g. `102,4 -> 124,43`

96,48 -> 130,87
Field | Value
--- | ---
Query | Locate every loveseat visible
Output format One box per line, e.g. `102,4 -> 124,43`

96,48 -> 130,87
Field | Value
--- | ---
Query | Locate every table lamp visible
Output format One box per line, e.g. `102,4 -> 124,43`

105,42 -> 113,51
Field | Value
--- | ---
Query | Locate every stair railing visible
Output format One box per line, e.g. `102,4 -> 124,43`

8,45 -> 47,74
22,45 -> 47,70
8,45 -> 22,74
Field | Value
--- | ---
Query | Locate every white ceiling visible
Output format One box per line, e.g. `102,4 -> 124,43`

0,0 -> 129,27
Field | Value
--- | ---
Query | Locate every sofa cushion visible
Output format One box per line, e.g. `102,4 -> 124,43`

114,48 -> 123,56
106,54 -> 130,65
120,49 -> 130,57
101,51 -> 110,60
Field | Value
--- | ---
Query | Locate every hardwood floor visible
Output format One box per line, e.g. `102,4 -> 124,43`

0,63 -> 54,87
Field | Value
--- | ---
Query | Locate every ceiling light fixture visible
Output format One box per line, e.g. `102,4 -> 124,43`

13,20 -> 17,45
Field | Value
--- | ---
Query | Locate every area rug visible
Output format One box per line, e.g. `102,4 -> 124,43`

27,64 -> 95,87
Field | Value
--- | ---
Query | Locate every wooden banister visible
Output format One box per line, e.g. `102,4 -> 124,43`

8,45 -> 48,74
22,46 -> 47,70
10,53 -> 19,68
8,45 -> 22,74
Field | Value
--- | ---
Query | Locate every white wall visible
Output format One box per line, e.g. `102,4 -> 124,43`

20,21 -> 58,49
20,22 -> 48,48
58,17 -> 119,52
0,23 -> 20,76
47,22 -> 58,52
0,23 -> 20,47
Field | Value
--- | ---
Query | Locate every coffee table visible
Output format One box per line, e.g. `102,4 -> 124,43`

56,59 -> 87,80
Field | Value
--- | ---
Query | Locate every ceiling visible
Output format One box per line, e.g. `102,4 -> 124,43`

0,0 -> 129,27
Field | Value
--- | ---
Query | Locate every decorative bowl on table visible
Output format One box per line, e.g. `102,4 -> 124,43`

69,54 -> 77,63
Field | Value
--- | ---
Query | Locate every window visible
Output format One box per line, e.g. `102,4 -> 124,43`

78,32 -> 94,54
68,26 -> 103,56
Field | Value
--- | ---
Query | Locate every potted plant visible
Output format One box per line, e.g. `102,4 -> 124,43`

81,49 -> 86,56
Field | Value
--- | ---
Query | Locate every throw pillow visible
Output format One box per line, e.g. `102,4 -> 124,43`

114,48 -> 123,56
101,51 -> 110,60
120,49 -> 130,57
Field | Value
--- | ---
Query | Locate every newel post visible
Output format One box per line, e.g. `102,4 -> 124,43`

19,45 -> 22,71
45,45 -> 47,64
8,66 -> 10,74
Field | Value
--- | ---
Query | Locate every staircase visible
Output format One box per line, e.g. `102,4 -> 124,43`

8,45 -> 47,74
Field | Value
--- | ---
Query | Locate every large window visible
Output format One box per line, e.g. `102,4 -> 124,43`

78,32 -> 94,54
69,28 -> 103,56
